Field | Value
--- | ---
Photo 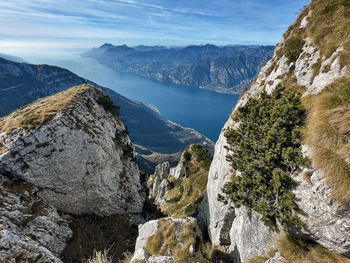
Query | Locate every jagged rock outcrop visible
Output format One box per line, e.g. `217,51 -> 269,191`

0,85 -> 144,216
148,162 -> 171,207
201,0 -> 350,262
130,217 -> 205,263
0,85 -> 146,262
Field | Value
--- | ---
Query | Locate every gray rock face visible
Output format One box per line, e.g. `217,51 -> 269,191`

202,118 -> 235,246
294,165 -> 350,256
131,220 -> 159,263
149,162 -> 171,207
148,150 -> 190,208
229,207 -> 279,263
0,177 -> 72,263
0,86 -> 144,216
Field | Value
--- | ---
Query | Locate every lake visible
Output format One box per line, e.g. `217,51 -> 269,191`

28,54 -> 239,142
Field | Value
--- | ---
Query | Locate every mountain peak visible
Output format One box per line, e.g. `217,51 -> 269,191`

0,84 -> 102,136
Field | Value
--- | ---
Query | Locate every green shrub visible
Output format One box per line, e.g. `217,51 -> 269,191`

284,37 -> 305,63
220,85 -> 308,232
97,95 -> 120,116
184,151 -> 192,162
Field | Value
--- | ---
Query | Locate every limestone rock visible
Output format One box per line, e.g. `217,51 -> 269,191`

203,118 -> 235,246
264,252 -> 287,263
148,148 -> 192,208
294,164 -> 350,256
0,85 -> 145,216
229,207 -> 279,263
130,217 -> 201,263
0,177 -> 72,263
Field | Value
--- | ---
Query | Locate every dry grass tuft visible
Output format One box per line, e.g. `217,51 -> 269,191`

304,78 -> 350,203
283,0 -> 350,68
0,85 -> 94,135
117,252 -> 134,263
85,250 -> 112,263
277,235 -> 350,263
246,235 -> 350,263
145,219 -> 210,263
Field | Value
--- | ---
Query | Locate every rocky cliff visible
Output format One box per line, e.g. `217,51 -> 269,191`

86,44 -> 275,94
201,0 -> 350,262
0,85 -> 145,262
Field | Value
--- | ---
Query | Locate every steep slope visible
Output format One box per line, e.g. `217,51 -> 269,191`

86,44 -> 275,94
0,85 -> 145,262
0,57 -> 213,166
201,0 -> 350,262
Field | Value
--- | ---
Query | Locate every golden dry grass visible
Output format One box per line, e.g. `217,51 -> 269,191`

0,84 -> 94,135
303,78 -> 350,203
246,235 -> 350,263
117,252 -> 134,263
145,219 -> 210,263
85,250 -> 112,263
257,0 -> 350,92
283,0 -> 350,67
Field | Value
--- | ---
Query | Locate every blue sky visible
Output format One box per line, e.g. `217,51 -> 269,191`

0,0 -> 310,57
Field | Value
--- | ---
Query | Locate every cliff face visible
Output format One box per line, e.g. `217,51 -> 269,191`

202,0 -> 350,262
86,44 -> 275,94
0,85 -> 145,262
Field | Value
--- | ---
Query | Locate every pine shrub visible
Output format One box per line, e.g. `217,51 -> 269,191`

220,85 -> 308,231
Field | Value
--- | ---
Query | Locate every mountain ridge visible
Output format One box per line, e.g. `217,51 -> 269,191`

85,43 -> 275,94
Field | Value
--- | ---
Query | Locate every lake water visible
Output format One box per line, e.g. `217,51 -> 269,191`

28,54 -> 239,142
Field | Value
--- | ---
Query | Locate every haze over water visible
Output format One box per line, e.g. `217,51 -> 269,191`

26,53 -> 239,141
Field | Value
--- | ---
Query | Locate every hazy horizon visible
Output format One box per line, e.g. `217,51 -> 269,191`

0,0 -> 310,59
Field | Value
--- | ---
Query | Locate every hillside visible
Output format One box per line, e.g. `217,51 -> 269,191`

0,57 -> 213,168
85,44 -> 275,94
201,0 -> 350,262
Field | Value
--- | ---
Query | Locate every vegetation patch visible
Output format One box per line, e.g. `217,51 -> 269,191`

160,145 -> 212,217
145,219 -> 211,263
303,77 -> 350,203
114,129 -> 135,161
97,95 -> 120,117
220,85 -> 308,232
284,37 -> 305,63
246,235 -> 350,263
62,214 -> 138,263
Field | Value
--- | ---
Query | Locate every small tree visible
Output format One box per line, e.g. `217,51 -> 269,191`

219,85 -> 308,231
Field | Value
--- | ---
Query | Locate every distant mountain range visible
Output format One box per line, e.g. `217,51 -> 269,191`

85,43 -> 275,94
0,57 -> 213,171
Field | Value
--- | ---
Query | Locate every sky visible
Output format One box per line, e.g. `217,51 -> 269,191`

0,0 -> 311,58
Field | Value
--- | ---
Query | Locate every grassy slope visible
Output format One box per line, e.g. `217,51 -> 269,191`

156,145 -> 211,218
